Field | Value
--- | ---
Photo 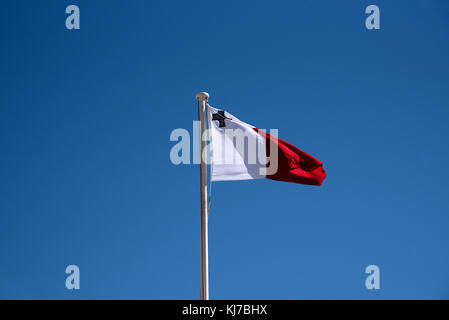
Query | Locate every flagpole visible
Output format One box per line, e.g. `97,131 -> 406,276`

196,92 -> 209,300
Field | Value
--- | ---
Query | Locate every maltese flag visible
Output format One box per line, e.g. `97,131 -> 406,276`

208,105 -> 326,186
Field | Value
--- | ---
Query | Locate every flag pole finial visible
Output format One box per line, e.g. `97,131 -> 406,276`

196,92 -> 210,101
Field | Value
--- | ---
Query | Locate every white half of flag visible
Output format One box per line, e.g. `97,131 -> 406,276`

208,105 -> 266,181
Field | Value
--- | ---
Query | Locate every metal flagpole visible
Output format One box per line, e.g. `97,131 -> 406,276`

196,92 -> 209,300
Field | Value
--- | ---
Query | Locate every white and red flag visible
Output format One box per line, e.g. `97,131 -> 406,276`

208,105 -> 326,186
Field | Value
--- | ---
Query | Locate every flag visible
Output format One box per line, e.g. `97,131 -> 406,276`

208,105 -> 326,186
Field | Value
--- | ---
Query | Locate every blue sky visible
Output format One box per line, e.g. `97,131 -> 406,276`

1,0 -> 449,299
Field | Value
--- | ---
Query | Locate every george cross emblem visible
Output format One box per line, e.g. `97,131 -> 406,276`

212,110 -> 231,128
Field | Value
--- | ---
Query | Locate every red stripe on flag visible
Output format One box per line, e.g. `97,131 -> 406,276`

254,128 -> 326,186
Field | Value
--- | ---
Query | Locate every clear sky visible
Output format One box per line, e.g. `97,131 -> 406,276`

1,0 -> 449,299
